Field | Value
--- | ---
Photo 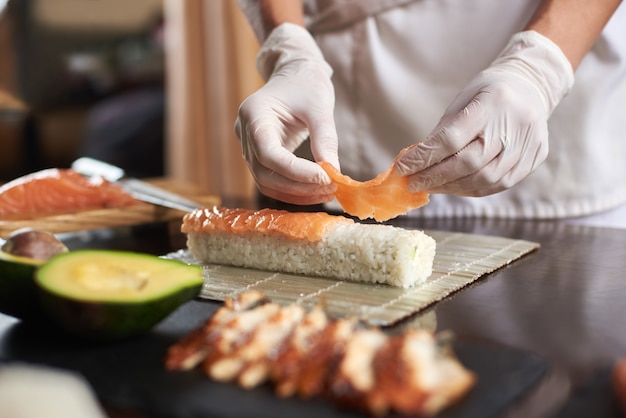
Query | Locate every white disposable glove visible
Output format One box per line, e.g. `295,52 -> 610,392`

235,23 -> 339,205
395,30 -> 575,196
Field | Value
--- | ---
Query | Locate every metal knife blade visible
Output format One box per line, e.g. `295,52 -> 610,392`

71,157 -> 202,212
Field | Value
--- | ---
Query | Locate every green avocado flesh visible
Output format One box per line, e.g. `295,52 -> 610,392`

0,251 -> 47,320
35,250 -> 204,339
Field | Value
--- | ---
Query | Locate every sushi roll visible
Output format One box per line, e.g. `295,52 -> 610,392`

182,207 -> 436,288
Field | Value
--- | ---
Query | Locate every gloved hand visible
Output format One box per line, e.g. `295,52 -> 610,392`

395,31 -> 575,196
235,23 -> 339,205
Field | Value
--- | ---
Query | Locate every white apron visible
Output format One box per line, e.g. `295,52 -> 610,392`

302,0 -> 626,224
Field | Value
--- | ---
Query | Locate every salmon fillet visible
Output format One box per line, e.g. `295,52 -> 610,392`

0,168 -> 140,220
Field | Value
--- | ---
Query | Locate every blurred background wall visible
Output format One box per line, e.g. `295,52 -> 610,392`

0,0 -> 259,201
164,0 -> 259,200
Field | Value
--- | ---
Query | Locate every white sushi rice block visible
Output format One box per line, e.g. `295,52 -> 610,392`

185,219 -> 436,288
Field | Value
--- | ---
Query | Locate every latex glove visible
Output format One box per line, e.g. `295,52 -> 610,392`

235,23 -> 339,205
395,31 -> 575,196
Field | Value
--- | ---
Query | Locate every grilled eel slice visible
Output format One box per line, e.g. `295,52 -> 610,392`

165,291 -> 475,417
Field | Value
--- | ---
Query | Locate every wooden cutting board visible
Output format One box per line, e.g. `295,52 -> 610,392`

0,178 -> 220,239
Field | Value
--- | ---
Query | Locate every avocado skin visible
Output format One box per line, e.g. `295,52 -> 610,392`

0,254 -> 46,321
37,282 -> 202,340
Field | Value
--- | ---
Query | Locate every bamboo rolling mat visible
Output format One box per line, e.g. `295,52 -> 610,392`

166,230 -> 539,326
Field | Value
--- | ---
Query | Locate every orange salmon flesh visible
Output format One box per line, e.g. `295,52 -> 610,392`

319,162 -> 429,222
0,169 -> 139,220
182,207 -> 354,242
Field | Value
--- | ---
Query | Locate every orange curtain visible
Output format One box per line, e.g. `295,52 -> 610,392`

163,0 -> 261,199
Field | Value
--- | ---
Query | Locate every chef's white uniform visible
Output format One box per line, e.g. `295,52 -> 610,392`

302,0 -> 626,227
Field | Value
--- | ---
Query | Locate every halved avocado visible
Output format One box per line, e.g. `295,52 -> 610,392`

35,250 -> 204,340
0,251 -> 47,320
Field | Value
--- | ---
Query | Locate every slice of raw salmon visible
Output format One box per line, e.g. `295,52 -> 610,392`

0,168 -> 140,220
319,162 -> 429,222
182,207 -> 353,242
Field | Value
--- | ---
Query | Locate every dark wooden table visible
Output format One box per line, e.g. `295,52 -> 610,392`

396,216 -> 626,418
1,210 -> 625,418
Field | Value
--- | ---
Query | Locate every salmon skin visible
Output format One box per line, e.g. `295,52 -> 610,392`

0,168 -> 140,220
